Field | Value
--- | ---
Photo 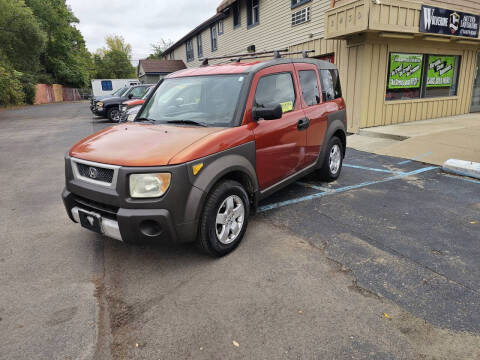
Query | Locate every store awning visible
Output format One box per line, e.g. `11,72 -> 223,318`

217,0 -> 235,13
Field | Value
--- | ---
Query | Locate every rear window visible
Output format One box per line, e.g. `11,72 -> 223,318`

299,70 -> 320,106
254,73 -> 296,113
319,69 -> 342,101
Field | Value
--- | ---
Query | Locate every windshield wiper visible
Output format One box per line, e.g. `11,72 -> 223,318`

136,117 -> 156,124
166,120 -> 207,127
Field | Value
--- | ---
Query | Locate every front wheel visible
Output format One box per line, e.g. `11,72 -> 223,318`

197,180 -> 249,257
317,136 -> 344,182
107,107 -> 121,122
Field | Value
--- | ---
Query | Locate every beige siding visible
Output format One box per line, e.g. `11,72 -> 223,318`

168,0 -> 332,67
334,0 -> 480,13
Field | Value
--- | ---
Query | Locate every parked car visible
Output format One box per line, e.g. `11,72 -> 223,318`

63,58 -> 346,257
118,85 -> 155,122
90,86 -> 128,113
91,84 -> 152,122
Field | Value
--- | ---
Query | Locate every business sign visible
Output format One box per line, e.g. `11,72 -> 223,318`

420,5 -> 480,38
427,55 -> 455,88
388,53 -> 423,89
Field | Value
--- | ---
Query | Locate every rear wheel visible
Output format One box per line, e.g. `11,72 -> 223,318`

197,180 -> 249,257
107,107 -> 120,122
317,136 -> 344,182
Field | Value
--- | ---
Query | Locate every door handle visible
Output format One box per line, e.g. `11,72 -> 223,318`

297,117 -> 310,131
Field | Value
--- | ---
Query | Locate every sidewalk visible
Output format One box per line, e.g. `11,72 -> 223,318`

347,114 -> 480,166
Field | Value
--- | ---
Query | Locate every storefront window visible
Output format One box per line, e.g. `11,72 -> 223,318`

386,53 -> 461,101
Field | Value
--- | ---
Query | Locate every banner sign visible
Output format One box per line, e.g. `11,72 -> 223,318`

427,55 -> 455,88
420,5 -> 480,38
388,53 -> 423,89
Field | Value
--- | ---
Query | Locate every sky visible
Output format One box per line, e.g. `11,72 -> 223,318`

67,0 -> 221,64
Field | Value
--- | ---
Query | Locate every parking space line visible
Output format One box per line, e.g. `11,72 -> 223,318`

296,181 -> 334,192
343,163 -> 403,174
259,166 -> 439,212
397,152 -> 433,165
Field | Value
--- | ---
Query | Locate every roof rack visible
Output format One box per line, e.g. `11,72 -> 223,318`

201,48 -> 293,66
228,50 -> 316,62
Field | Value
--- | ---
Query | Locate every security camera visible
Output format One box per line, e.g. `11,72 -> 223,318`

373,0 -> 381,4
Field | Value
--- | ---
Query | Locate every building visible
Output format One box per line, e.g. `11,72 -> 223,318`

162,0 -> 480,132
137,59 -> 186,84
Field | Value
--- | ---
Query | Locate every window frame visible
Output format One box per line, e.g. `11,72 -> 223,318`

233,1 -> 241,28
246,0 -> 260,29
253,71 -> 297,114
218,20 -> 224,35
291,6 -> 311,26
185,38 -> 194,62
196,33 -> 203,59
291,0 -> 311,9
385,52 -> 461,102
210,25 -> 218,52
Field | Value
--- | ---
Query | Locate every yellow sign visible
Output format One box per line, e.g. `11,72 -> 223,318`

280,101 -> 293,113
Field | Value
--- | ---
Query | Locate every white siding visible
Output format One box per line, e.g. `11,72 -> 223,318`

167,0 -> 332,67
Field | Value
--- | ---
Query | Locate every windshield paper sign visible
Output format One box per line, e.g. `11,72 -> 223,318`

427,56 -> 455,88
388,53 -> 423,89
420,5 -> 479,38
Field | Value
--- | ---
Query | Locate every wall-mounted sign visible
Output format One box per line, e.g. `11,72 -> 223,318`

427,55 -> 455,88
388,53 -> 423,89
420,5 -> 480,38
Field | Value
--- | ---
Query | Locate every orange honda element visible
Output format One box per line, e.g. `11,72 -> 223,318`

62,58 -> 347,257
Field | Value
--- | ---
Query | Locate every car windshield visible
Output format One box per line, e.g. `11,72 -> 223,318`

138,75 -> 246,127
112,87 -> 127,96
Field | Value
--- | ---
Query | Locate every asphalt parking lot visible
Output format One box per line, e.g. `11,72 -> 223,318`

1,103 -> 479,360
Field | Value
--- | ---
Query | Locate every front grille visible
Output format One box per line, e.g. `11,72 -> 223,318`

76,163 -> 114,183
73,195 -> 118,219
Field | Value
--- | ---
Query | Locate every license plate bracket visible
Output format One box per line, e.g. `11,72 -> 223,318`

78,210 -> 102,234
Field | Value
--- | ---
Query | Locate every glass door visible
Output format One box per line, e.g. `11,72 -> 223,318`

471,53 -> 480,112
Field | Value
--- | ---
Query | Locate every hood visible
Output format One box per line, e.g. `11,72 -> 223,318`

101,96 -> 124,105
69,123 -> 224,166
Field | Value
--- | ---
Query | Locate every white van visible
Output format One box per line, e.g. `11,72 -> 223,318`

91,79 -> 140,97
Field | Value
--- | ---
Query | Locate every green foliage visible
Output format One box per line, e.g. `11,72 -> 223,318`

0,0 -> 45,72
147,39 -> 173,59
94,49 -> 136,79
0,62 -> 25,106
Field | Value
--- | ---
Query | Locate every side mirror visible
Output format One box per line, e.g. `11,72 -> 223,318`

128,93 -> 134,99
252,104 -> 283,121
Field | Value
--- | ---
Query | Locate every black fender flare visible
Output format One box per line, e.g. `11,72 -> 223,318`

316,117 -> 346,169
183,144 -> 259,224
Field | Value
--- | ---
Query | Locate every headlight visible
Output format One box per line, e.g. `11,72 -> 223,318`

129,173 -> 171,198
97,101 -> 103,108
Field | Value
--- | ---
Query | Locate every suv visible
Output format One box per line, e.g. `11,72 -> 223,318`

92,84 -> 152,122
62,58 -> 346,257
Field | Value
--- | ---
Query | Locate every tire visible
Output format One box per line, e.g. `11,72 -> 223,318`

197,180 -> 250,257
107,107 -> 120,122
317,136 -> 344,182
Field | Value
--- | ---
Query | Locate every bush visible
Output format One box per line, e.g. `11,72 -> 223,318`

19,72 -> 37,104
0,64 -> 24,106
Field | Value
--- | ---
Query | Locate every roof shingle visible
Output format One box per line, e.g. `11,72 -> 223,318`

139,60 -> 186,74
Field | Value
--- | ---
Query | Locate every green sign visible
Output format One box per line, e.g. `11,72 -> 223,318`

388,53 -> 423,89
427,55 -> 455,88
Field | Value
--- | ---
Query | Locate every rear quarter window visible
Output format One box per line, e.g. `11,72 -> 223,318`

319,69 -> 342,102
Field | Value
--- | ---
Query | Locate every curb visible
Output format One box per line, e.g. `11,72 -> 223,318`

442,159 -> 480,180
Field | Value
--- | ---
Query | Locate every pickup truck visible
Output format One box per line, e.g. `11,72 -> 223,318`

63,58 -> 346,257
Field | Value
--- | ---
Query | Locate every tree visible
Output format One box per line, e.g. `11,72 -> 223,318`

93,35 -> 136,79
25,0 -> 92,87
0,0 -> 45,72
148,39 -> 173,59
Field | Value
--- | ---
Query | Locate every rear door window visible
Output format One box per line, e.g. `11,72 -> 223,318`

319,69 -> 342,101
299,70 -> 321,106
254,73 -> 296,113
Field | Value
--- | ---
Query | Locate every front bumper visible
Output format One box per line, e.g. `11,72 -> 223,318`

62,158 -> 204,244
